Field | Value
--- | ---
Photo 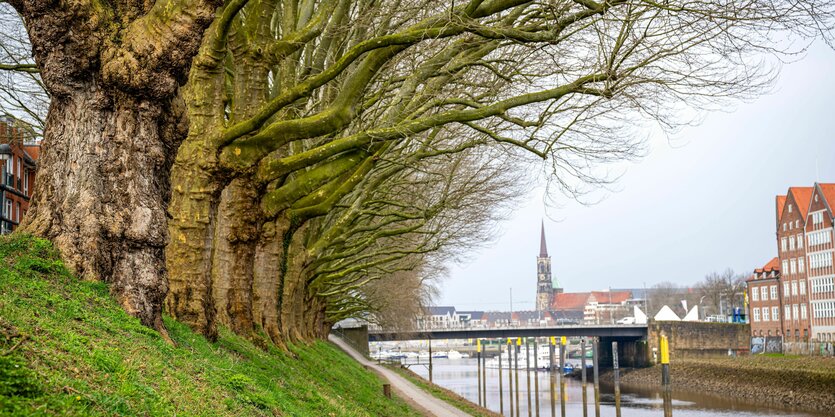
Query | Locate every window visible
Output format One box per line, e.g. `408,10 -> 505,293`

752,287 -> 759,301
801,303 -> 808,320
784,223 -> 788,232
790,236 -> 796,251
761,286 -> 768,301
782,260 -> 789,272
14,202 -> 19,222
790,259 -> 797,275
771,285 -> 778,300
3,199 -> 10,219
784,281 -> 790,295
799,258 -> 805,273
753,308 -> 760,322
796,220 -> 800,229
22,168 -> 28,195
798,234 -> 804,249
789,204 -> 793,213
791,281 -> 798,296
785,305 -> 791,321
799,279 -> 806,295
793,304 -> 799,320
772,306 -> 779,321
763,307 -> 770,321
781,238 -> 787,252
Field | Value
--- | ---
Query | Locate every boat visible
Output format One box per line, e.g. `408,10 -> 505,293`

447,350 -> 464,360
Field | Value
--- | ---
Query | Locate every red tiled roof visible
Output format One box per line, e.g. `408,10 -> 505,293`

789,186 -> 814,220
590,291 -> 631,304
818,183 -> 835,215
754,257 -> 780,273
551,292 -> 590,311
776,195 -> 786,223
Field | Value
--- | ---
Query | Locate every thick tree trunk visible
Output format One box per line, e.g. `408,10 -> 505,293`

22,87 -> 184,331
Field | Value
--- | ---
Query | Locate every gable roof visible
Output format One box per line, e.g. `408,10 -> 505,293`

754,257 -> 780,273
551,292 -> 590,311
776,195 -> 786,224
818,183 -> 835,217
457,311 -> 485,320
590,291 -> 631,304
426,306 -> 455,316
788,187 -> 814,220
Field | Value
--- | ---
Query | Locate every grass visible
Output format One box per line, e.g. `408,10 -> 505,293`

0,234 -> 423,417
386,365 -> 502,417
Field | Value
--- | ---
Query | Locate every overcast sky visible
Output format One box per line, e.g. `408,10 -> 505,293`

436,41 -> 835,311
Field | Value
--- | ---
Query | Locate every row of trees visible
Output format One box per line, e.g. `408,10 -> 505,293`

2,0 -> 833,344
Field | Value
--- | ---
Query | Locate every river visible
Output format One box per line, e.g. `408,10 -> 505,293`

406,358 -> 826,417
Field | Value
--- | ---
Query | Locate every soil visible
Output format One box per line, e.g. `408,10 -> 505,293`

599,355 -> 835,414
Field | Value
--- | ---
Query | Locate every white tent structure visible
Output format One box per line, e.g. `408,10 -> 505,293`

654,305 -> 681,321
633,306 -> 648,324
682,306 -> 699,322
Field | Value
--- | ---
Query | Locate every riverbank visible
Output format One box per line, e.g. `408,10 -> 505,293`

388,365 -> 503,417
0,235 -> 422,416
603,356 -> 835,414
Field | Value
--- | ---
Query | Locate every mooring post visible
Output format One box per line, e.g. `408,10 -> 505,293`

534,340 -> 540,417
499,340 -> 505,415
559,337 -> 567,417
508,338 -> 514,417
549,337 -> 556,417
515,337 -> 521,417
482,344 -> 488,409
660,334 -> 671,388
580,338 -> 587,386
526,338 -> 532,417
477,339 -> 483,407
383,383 -> 391,399
592,338 -> 600,417
613,341 -> 621,417
428,339 -> 433,383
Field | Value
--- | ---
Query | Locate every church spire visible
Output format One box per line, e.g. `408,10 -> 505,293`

539,220 -> 548,258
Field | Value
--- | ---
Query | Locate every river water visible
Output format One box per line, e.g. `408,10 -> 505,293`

407,358 -> 826,417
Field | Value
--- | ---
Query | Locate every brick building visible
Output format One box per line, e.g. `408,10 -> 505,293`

747,257 -> 783,337
0,119 -> 39,234
806,184 -> 835,342
776,187 -> 814,341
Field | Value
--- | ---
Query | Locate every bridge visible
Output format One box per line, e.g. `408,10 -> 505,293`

359,324 -> 651,367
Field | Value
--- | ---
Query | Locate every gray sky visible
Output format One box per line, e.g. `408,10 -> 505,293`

437,41 -> 835,311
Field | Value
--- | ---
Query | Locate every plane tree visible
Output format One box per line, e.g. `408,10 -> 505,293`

7,0 -> 834,339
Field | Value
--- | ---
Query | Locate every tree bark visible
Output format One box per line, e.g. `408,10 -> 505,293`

13,0 -> 219,332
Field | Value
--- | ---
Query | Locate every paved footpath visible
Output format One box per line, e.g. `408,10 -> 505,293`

328,334 -> 472,417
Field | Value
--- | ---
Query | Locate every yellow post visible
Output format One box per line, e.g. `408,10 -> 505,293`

550,336 -> 556,345
561,336 -> 567,346
477,339 -> 482,352
517,337 -> 522,346
660,335 -> 671,388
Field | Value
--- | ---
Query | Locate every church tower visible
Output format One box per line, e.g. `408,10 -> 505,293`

536,221 -> 554,311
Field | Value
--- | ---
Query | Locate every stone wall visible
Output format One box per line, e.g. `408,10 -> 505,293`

648,320 -> 750,361
332,325 -> 370,357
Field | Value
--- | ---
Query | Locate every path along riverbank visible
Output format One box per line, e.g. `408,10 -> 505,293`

601,355 -> 835,414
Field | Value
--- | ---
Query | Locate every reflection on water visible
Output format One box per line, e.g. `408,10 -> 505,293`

408,359 -> 825,417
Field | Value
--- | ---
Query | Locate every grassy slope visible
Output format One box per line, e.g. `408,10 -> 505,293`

387,366 -> 501,417
0,235 -> 422,417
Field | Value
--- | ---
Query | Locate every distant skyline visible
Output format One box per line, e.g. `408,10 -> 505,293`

436,41 -> 835,311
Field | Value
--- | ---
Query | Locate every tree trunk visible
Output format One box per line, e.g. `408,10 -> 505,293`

22,87 -> 184,331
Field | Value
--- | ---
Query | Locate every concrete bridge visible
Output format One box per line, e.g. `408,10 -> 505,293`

366,324 -> 650,367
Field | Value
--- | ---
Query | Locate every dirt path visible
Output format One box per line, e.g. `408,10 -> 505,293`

329,335 -> 472,417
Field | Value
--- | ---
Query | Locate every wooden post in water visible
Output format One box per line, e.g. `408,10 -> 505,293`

660,334 -> 671,389
549,337 -> 556,417
499,341 -> 505,415
592,338 -> 600,417
559,337 -> 566,417
613,341 -> 621,417
581,338 -> 588,417
508,338 -> 514,417
533,340 -> 540,417
477,339 -> 483,407
515,337 -> 521,417
482,345 -> 488,409
526,338 -> 532,417
428,339 -> 433,383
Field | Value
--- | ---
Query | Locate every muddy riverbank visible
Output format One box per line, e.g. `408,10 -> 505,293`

601,355 -> 835,414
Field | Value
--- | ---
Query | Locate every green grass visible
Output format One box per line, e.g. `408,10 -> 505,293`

0,234 -> 423,417
387,366 -> 501,417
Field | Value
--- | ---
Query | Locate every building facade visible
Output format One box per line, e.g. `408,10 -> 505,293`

747,258 -> 783,337
0,120 -> 38,234
776,187 -> 813,341
806,184 -> 835,342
